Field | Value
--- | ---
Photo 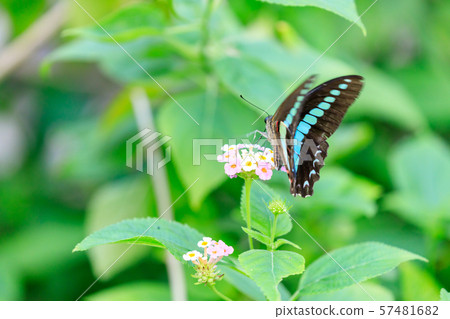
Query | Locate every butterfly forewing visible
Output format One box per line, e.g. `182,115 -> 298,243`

266,75 -> 317,174
273,75 -> 317,126
283,75 -> 364,197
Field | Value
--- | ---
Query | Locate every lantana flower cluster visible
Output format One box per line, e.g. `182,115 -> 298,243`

217,144 -> 276,180
183,237 -> 234,285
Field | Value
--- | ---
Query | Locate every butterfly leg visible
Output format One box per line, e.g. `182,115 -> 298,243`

246,130 -> 267,143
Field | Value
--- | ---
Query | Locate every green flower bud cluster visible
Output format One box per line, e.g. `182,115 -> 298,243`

192,263 -> 223,285
268,199 -> 289,215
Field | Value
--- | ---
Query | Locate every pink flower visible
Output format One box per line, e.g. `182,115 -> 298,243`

280,166 -> 288,173
224,162 -> 241,176
255,162 -> 273,180
217,144 -> 276,180
207,245 -> 224,259
217,240 -> 234,257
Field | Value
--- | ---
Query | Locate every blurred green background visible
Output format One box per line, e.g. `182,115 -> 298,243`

0,0 -> 449,301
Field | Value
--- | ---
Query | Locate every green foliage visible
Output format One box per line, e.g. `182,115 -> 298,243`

441,289 -> 450,301
301,282 -> 394,301
156,92 -> 258,208
64,4 -> 169,41
385,135 -> 450,236
400,263 -> 440,301
239,250 -> 305,301
85,281 -> 171,301
220,265 -> 266,300
241,227 -> 272,246
74,218 -> 203,262
299,242 -> 426,296
84,176 -> 154,278
290,167 -> 382,218
240,182 -> 292,238
257,0 -> 366,34
1,0 -> 449,302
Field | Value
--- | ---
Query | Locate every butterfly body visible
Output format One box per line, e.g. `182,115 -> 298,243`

265,75 -> 364,197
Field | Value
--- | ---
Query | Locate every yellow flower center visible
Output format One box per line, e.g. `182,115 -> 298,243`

261,167 -> 268,173
231,164 -> 236,168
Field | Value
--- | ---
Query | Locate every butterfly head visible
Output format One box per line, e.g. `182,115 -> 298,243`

264,116 -> 270,124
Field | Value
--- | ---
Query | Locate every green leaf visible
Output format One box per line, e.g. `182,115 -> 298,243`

221,265 -> 266,301
326,123 -> 374,161
85,281 -> 171,301
0,222 -> 83,277
241,182 -> 292,238
301,282 -> 394,301
64,4 -> 168,42
85,176 -> 155,279
257,0 -> 366,35
239,250 -> 305,300
172,0 -> 207,21
241,227 -> 271,245
43,37 -> 181,83
400,263 -> 440,301
214,55 -> 286,111
441,289 -> 450,301
156,91 -> 259,209
290,167 -> 382,218
299,242 -> 427,296
73,218 -> 203,262
273,238 -> 301,251
0,264 -> 22,301
350,67 -> 427,131
385,135 -> 450,235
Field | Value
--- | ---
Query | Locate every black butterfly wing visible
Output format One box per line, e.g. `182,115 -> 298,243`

272,75 -> 317,123
287,75 -> 364,197
267,75 -> 317,175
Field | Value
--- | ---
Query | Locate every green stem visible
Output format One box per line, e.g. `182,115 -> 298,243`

200,0 -> 214,72
209,284 -> 232,301
244,177 -> 254,250
270,214 -> 278,250
289,287 -> 300,301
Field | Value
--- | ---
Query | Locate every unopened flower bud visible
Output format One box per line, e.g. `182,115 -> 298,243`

268,199 -> 288,215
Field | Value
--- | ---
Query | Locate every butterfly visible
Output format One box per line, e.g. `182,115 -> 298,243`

264,75 -> 364,197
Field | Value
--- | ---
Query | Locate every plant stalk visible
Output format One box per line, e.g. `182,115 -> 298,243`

209,284 -> 232,301
244,177 -> 254,249
289,287 -> 301,301
131,88 -> 187,301
270,214 -> 279,250
200,0 -> 215,73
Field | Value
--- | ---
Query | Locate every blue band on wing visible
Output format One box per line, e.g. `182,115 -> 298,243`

293,130 -> 304,167
310,108 -> 324,117
303,114 -> 317,125
318,102 -> 330,110
330,89 -> 341,96
298,121 -> 311,134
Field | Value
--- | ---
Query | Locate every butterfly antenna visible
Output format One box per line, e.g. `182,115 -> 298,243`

240,95 -> 270,116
